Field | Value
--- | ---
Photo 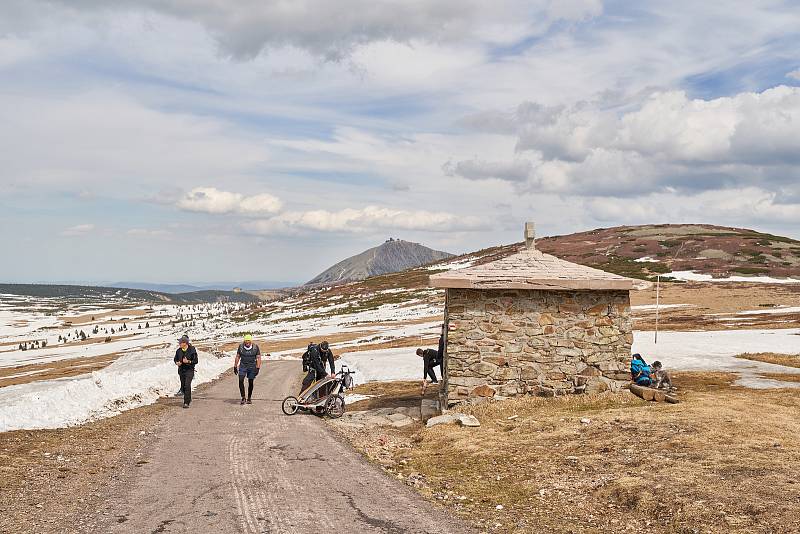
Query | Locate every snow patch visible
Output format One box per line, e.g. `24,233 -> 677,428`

664,271 -> 800,284
631,304 -> 694,311
338,346 -> 434,385
0,348 -> 233,432
632,329 -> 800,388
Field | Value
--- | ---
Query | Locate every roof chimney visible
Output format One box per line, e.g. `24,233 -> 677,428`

525,222 -> 536,250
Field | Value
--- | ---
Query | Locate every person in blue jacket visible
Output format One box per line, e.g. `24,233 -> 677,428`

630,353 -> 652,386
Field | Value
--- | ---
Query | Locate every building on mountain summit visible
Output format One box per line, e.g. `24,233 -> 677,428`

429,222 -> 639,406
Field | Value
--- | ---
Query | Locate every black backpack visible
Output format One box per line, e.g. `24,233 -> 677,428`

304,343 -> 320,370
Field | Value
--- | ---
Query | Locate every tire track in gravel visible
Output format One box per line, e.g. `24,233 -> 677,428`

99,361 -> 474,534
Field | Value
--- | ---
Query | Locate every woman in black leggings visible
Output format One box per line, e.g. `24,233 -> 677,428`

233,335 -> 262,405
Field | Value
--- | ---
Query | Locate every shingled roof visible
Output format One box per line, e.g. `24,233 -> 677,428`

429,222 -> 636,291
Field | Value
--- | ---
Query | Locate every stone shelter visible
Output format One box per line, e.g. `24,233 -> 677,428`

429,223 -> 637,405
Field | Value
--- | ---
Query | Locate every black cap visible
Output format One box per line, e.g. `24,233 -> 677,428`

178,335 -> 190,344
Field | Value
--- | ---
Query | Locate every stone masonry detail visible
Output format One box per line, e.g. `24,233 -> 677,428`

445,288 -> 632,401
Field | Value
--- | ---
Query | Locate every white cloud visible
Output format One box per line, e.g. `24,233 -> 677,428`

60,223 -> 94,236
177,187 -> 283,215
452,86 -> 800,197
243,206 -> 487,235
443,158 -> 532,182
41,0 -> 602,59
126,228 -> 171,238
787,69 -> 800,81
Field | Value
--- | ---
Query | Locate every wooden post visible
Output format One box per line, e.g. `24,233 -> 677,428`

654,275 -> 661,344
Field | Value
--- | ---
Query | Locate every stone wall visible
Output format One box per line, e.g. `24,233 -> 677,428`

444,288 -> 632,403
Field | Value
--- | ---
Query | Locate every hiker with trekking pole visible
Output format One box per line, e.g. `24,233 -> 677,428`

234,334 -> 262,405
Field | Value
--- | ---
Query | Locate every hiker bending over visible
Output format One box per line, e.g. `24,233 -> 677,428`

233,334 -> 262,405
301,342 -> 328,396
174,334 -> 198,408
319,340 -> 335,375
630,353 -> 652,387
651,360 -> 674,391
416,347 -> 440,393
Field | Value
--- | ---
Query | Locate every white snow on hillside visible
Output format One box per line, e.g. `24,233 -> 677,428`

664,271 -> 800,284
631,304 -> 694,311
633,329 -> 800,388
426,258 -> 475,271
0,347 -> 233,432
338,346 -> 436,385
736,306 -> 800,315
634,256 -> 660,263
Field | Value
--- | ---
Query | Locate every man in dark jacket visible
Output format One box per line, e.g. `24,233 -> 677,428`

416,347 -> 440,393
173,335 -> 198,408
319,340 -> 335,375
300,343 -> 328,396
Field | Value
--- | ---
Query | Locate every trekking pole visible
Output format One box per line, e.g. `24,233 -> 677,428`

654,275 -> 660,344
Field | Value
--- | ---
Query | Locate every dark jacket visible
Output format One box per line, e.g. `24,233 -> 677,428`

302,346 -> 326,377
422,348 -> 440,365
174,345 -> 198,372
320,348 -> 335,375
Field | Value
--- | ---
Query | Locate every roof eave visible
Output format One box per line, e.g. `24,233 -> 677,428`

429,275 -> 634,291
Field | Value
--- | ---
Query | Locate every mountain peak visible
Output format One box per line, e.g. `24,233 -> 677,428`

306,240 -> 453,285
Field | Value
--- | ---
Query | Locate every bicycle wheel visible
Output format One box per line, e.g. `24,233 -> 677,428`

281,396 -> 299,415
325,395 -> 345,419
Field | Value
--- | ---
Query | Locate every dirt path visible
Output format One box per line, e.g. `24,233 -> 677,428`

99,361 -> 472,534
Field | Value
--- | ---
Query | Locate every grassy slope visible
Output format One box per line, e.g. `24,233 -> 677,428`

337,374 -> 800,533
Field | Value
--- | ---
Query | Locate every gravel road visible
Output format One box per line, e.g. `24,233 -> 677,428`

101,360 -> 473,533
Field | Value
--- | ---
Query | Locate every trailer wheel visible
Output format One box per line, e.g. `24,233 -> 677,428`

325,395 -> 345,419
281,396 -> 299,415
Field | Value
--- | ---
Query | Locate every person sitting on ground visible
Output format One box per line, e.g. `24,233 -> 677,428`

174,334 -> 198,409
233,334 -> 262,405
416,347 -> 440,393
630,353 -> 652,387
651,360 -> 675,391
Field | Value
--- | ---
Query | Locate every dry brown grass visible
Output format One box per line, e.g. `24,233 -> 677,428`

631,282 -> 800,331
62,308 -> 148,326
0,353 -> 121,388
202,329 -> 377,355
348,381 -> 440,410
0,343 -> 169,389
736,352 -> 800,368
339,372 -> 800,533
0,402 -> 167,533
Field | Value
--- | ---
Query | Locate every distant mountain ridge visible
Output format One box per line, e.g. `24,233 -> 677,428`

106,281 -> 295,293
307,238 -> 453,285
0,283 -> 260,304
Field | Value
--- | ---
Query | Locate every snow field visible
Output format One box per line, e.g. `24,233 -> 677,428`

0,347 -> 233,432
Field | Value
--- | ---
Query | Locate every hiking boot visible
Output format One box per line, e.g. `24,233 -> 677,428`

240,398 -> 246,405
183,403 -> 189,409
246,399 -> 252,405
175,390 -> 184,397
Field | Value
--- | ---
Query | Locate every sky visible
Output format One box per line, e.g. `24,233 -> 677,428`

1,0 -> 799,285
